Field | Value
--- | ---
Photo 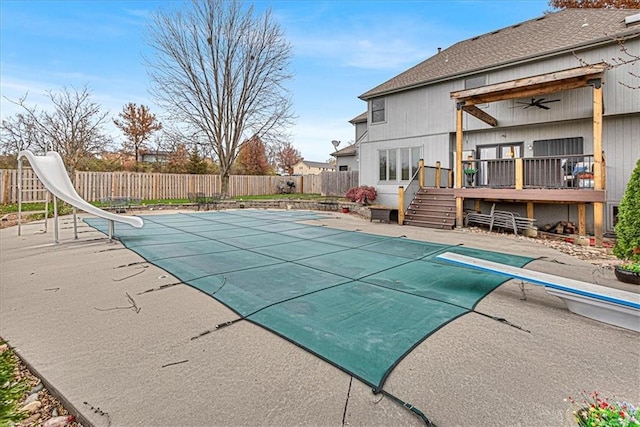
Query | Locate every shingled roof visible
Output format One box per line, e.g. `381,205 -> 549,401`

331,144 -> 357,157
360,8 -> 640,99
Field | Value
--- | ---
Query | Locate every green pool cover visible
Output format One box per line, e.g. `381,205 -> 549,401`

85,210 -> 532,393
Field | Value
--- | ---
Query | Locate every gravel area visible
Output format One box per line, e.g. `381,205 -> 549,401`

0,343 -> 83,427
459,225 -> 620,268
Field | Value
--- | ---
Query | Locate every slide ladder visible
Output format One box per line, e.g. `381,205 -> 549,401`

17,164 -> 51,236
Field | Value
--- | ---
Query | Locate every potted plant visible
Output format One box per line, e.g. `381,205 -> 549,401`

613,158 -> 640,285
464,168 -> 477,187
345,186 -> 377,206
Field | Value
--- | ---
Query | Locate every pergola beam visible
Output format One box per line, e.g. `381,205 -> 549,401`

462,105 -> 498,127
450,63 -> 608,245
451,62 -> 608,105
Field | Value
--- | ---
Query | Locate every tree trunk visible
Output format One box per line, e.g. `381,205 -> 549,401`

221,172 -> 230,196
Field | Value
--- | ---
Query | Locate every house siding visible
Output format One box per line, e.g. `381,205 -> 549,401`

336,156 -> 359,172
359,38 -> 640,227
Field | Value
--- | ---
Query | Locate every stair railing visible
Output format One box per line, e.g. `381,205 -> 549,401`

398,159 -> 423,224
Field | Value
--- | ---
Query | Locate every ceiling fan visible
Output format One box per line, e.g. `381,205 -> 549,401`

515,97 -> 561,110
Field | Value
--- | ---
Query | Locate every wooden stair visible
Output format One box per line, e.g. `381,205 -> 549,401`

404,188 -> 456,229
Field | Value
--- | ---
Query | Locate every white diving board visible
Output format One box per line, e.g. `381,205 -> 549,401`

436,252 -> 640,332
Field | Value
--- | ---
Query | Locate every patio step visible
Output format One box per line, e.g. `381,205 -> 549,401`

404,188 -> 456,230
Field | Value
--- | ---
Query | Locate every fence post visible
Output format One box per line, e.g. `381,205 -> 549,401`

2,171 -> 9,204
418,159 -> 425,188
398,186 -> 405,225
435,161 -> 441,188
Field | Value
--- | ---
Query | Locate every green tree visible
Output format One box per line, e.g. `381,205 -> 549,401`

614,158 -> 640,264
187,146 -> 209,174
146,0 -> 294,195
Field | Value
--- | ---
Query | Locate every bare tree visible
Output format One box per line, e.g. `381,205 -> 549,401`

609,38 -> 640,90
3,85 -> 111,177
113,103 -> 163,169
146,0 -> 294,194
1,112 -> 43,155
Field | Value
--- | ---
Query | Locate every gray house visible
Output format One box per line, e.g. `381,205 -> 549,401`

357,8 -> 640,244
330,112 -> 368,175
331,143 -> 358,172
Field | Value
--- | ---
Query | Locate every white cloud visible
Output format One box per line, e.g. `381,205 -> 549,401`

291,118 -> 355,162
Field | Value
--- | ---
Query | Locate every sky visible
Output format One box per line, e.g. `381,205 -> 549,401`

1,0 -> 553,162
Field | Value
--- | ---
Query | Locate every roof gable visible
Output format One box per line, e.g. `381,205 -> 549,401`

296,160 -> 336,169
360,8 -> 640,99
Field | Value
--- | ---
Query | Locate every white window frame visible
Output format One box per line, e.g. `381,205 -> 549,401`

379,146 -> 421,183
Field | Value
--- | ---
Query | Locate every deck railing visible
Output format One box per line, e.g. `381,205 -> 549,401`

462,154 -> 596,190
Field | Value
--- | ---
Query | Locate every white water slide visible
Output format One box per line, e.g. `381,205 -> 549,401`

18,150 -> 144,241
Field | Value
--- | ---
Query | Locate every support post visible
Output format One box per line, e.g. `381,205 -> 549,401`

435,161 -> 441,188
419,159 -> 425,188
578,203 -> 586,237
398,186 -> 405,225
108,219 -> 114,242
592,79 -> 604,246
455,104 -> 464,227
526,202 -> 534,220
515,158 -> 523,190
53,196 -> 59,244
17,157 -> 23,236
73,207 -> 78,240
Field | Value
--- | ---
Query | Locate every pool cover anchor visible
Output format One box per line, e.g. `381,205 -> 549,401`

189,317 -> 244,340
472,310 -> 531,333
375,388 -> 435,426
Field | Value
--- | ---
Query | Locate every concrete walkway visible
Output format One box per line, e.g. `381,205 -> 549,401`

1,210 -> 638,427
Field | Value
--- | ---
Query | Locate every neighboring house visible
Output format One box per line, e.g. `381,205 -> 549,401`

329,111 -> 369,174
331,144 -> 358,172
292,160 -> 336,175
356,8 -> 640,243
140,150 -> 171,164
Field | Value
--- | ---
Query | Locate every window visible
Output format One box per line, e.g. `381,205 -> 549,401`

379,147 -> 422,182
532,137 -> 583,157
401,148 -> 410,180
379,151 -> 387,181
388,150 -> 397,180
339,165 -> 348,171
371,98 -> 385,123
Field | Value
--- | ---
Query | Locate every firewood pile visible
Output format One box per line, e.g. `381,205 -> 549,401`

540,221 -> 578,235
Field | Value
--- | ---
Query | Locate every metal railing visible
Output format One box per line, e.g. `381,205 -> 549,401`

523,154 -> 595,189
403,167 -> 421,213
462,154 -> 596,190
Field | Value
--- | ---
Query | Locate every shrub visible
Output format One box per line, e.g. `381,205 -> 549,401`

345,186 -> 377,205
614,158 -> 640,267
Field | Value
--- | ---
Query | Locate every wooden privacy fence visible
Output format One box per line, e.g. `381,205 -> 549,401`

0,169 -> 359,203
